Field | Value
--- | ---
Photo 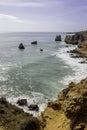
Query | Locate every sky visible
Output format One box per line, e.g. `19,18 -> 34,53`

0,0 -> 87,32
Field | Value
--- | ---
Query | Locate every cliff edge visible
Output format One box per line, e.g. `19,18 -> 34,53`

39,78 -> 87,130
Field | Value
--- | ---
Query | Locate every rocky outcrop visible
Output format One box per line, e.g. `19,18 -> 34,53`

55,35 -> 62,41
31,41 -> 37,45
18,43 -> 25,49
17,99 -> 28,106
65,33 -> 84,45
39,78 -> 87,130
0,97 -> 41,130
29,104 -> 39,111
40,49 -> 43,52
65,31 -> 87,58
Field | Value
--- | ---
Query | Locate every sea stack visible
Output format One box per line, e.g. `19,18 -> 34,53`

40,49 -> 43,52
55,35 -> 62,41
18,43 -> 25,49
31,41 -> 37,45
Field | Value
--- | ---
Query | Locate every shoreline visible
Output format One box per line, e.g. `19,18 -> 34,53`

0,31 -> 87,130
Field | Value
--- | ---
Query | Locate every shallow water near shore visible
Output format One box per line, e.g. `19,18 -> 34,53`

0,32 -> 87,116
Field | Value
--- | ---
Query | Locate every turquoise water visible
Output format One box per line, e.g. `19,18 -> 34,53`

0,32 -> 73,115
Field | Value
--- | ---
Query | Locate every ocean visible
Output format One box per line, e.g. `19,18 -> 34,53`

0,32 -> 87,116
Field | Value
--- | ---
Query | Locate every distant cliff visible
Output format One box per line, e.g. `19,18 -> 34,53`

39,78 -> 87,130
65,30 -> 87,45
65,30 -> 87,58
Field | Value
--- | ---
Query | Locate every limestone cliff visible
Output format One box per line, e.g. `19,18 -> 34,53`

65,30 -> 87,45
39,79 -> 87,130
65,31 -> 87,58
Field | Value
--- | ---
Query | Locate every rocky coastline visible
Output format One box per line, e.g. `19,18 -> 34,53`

39,78 -> 87,130
0,30 -> 87,130
0,77 -> 87,130
65,31 -> 87,59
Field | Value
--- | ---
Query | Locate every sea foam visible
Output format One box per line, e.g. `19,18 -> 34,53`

54,46 -> 87,85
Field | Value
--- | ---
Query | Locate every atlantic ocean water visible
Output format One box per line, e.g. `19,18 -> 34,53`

0,32 -> 87,116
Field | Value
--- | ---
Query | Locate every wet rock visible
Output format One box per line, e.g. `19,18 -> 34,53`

0,97 -> 9,107
17,99 -> 28,106
18,43 -> 25,49
40,49 -> 43,52
65,45 -> 69,47
55,35 -> 62,41
79,61 -> 86,64
31,41 -> 37,45
29,104 -> 39,111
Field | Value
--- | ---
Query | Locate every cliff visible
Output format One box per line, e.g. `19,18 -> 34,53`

0,79 -> 87,130
65,30 -> 87,45
39,78 -> 87,130
65,31 -> 87,58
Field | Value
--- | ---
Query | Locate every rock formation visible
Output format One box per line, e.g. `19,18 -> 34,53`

55,35 -> 62,41
29,104 -> 39,111
0,77 -> 87,130
31,41 -> 37,45
17,99 -> 28,106
40,49 -> 43,52
18,43 -> 25,49
65,31 -> 87,58
39,78 -> 87,130
65,33 -> 84,45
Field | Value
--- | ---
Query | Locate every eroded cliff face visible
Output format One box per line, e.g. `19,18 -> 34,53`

65,31 -> 87,45
65,31 -> 87,58
39,79 -> 87,130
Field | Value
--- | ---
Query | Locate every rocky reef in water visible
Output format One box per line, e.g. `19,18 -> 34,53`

39,78 -> 87,130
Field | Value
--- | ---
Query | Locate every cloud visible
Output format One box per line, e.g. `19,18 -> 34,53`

0,0 -> 63,8
0,1 -> 44,7
0,14 -> 23,23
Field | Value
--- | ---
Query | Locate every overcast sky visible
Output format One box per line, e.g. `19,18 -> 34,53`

0,0 -> 87,32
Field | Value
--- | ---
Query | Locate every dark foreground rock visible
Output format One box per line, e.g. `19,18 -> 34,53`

18,43 -> 25,49
0,97 -> 41,130
17,99 -> 28,106
55,35 -> 62,41
31,41 -> 37,45
39,78 -> 87,130
29,104 -> 39,111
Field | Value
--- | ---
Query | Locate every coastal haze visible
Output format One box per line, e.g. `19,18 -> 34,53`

0,0 -> 87,32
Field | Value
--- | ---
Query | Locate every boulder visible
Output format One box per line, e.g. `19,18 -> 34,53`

18,43 -> 25,49
31,41 -> 37,45
55,35 -> 61,41
29,104 -> 39,111
40,49 -> 43,52
17,99 -> 28,106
